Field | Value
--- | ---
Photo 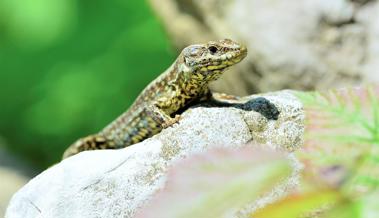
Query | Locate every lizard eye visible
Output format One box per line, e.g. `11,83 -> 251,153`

208,46 -> 218,54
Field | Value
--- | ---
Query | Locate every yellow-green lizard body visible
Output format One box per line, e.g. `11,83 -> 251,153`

63,39 -> 247,158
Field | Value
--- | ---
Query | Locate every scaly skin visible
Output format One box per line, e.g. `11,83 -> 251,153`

63,39 -> 247,158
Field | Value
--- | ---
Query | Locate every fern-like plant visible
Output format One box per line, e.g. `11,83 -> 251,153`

297,86 -> 379,193
252,86 -> 379,218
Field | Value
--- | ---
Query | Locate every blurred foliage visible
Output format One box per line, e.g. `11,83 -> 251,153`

294,86 -> 379,217
135,147 -> 292,218
253,86 -> 379,217
135,86 -> 379,218
0,0 -> 175,170
298,86 -> 379,192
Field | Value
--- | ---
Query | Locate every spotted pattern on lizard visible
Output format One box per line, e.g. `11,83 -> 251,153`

63,39 -> 247,159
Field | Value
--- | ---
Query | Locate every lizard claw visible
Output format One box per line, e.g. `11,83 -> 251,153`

162,114 -> 181,128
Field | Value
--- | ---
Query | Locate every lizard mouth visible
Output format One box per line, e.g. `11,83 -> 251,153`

200,46 -> 248,72
230,45 -> 248,63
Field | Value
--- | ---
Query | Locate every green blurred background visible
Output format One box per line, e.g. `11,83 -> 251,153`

0,0 -> 175,172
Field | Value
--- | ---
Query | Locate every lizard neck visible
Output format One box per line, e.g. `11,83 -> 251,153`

174,57 -> 209,97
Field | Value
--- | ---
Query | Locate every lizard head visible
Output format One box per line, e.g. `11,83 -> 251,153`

180,38 -> 247,82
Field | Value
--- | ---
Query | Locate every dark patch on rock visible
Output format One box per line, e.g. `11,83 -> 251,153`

238,97 -> 280,120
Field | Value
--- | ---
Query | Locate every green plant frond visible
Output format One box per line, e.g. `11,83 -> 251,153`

300,92 -> 365,128
358,152 -> 379,172
349,88 -> 363,113
330,89 -> 346,109
367,87 -> 379,123
299,87 -> 379,146
341,147 -> 379,192
299,87 -> 379,192
352,175 -> 379,187
295,91 -> 322,106
327,107 -> 371,131
366,154 -> 379,163
306,133 -> 373,145
367,86 -> 379,142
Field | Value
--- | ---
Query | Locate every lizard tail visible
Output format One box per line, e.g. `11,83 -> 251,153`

62,135 -> 117,159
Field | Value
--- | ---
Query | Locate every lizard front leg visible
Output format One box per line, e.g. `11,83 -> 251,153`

149,98 -> 182,129
199,89 -> 280,120
147,105 -> 180,129
150,85 -> 183,129
199,89 -> 241,106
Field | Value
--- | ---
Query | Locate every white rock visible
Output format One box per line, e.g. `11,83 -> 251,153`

0,167 -> 29,218
6,91 -> 304,218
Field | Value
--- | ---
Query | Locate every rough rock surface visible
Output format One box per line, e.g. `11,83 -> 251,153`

149,0 -> 379,94
0,167 -> 29,218
6,91 -> 304,218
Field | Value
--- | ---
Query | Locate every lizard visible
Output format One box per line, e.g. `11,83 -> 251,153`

62,39 -> 248,159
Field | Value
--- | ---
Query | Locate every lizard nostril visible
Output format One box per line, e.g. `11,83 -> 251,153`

208,46 -> 218,54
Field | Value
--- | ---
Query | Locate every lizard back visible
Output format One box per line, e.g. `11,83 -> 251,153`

62,39 -> 247,158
